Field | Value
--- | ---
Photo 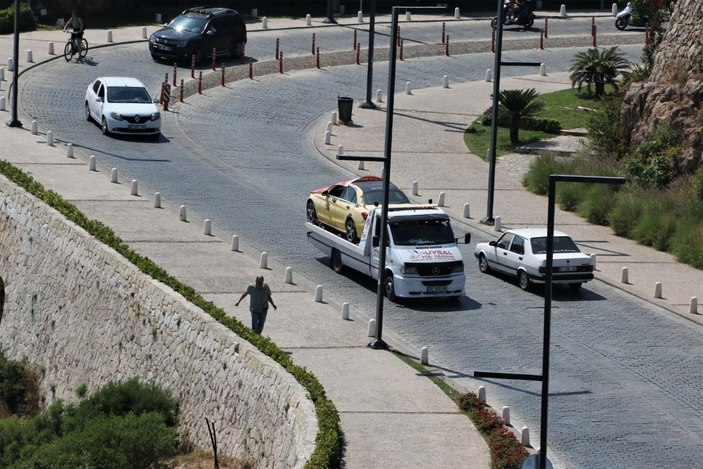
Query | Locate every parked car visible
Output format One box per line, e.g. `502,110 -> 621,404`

84,77 -> 161,137
149,7 -> 247,63
473,228 -> 594,291
306,176 -> 413,243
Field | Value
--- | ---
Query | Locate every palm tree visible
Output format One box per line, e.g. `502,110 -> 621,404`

569,46 -> 630,97
497,88 -> 545,146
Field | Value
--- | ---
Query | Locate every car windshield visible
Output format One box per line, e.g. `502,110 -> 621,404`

530,236 -> 581,254
168,15 -> 207,33
107,86 -> 153,104
390,219 -> 455,246
363,188 -> 410,206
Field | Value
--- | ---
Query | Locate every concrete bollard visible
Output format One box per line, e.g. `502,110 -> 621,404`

560,4 -> 567,16
8,57 -> 13,72
48,42 -> 54,55
357,160 -> 365,170
405,81 -> 412,95
179,205 -> 187,222
412,181 -> 419,196
262,17 -> 268,29
612,3 -> 618,15
485,68 -> 492,82
502,406 -> 511,426
46,131 -> 54,146
141,27 -> 147,39
89,155 -> 97,171
331,111 -> 338,125
690,297 -> 698,314
463,203 -> 470,218
66,143 -> 73,158
405,11 -> 411,21
325,121 -> 333,134
315,285 -> 323,302
368,318 -> 376,337
31,120 -> 38,135
421,346 -> 429,365
306,14 -> 312,26
324,130 -> 331,145
375,89 -> 383,103
260,252 -> 268,269
591,253 -> 597,270
521,427 -> 530,446
0,66 -> 4,81
654,282 -> 662,299
285,266 -> 293,284
454,7 -> 461,19
231,235 -> 239,251
494,216 -> 502,232
621,267 -> 629,284
27,50 -> 33,63
358,11 -> 364,23
110,168 -> 118,183
0,96 -> 4,112
337,145 -> 344,157
438,192 -> 446,207
477,386 -> 486,403
130,180 -> 138,196
342,302 -> 350,320
204,219 -> 212,236
442,75 -> 449,88
540,63 -> 546,76
154,192 -> 161,208
107,30 -> 113,43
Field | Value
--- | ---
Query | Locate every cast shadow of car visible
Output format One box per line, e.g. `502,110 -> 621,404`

480,268 -> 606,302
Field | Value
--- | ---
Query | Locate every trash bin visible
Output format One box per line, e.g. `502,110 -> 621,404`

337,96 -> 353,124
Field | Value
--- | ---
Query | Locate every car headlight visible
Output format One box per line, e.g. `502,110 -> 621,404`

401,264 -> 418,275
177,39 -> 188,47
109,112 -> 124,121
149,35 -> 156,44
150,112 -> 161,121
451,261 -> 465,273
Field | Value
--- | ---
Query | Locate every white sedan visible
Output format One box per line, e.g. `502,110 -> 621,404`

84,77 -> 161,137
474,228 -> 594,291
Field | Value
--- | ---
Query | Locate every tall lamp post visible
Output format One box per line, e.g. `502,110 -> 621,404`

360,0 -> 377,109
6,0 -> 22,128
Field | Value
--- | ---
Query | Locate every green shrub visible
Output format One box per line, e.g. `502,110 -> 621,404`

609,190 -> 645,237
671,216 -> 703,270
522,154 -> 561,195
556,182 -> 584,211
0,4 -> 37,34
586,95 -> 629,160
633,207 -> 677,251
692,168 -> 703,202
0,352 -> 39,418
457,392 -> 482,412
626,124 -> 683,189
521,116 -> 562,134
577,185 -> 618,226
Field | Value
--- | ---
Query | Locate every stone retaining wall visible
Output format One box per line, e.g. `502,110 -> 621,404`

0,175 -> 317,467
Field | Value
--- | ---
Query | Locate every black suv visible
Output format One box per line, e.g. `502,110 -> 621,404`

149,7 -> 247,63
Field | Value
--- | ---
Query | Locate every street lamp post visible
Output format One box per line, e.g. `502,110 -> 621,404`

6,0 -> 22,128
360,0 -> 377,109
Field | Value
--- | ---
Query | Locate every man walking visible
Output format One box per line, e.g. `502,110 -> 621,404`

235,276 -> 277,334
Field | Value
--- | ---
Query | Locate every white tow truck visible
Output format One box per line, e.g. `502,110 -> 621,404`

305,205 -> 469,301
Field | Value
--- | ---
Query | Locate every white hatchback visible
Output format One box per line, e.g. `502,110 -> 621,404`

84,77 -> 161,137
474,228 -> 594,291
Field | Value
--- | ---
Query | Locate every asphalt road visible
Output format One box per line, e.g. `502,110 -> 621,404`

17,20 -> 703,469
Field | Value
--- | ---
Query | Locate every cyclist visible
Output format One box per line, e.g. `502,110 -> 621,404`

63,10 -> 84,52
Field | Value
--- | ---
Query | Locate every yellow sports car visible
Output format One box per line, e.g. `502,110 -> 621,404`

306,176 -> 412,243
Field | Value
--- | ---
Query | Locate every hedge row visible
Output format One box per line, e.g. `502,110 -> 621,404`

0,4 -> 36,35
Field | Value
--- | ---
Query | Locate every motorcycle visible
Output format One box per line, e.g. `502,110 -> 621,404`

491,0 -> 536,29
615,2 -> 651,30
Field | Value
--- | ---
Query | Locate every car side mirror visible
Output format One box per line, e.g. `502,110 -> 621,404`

464,233 -> 471,244
96,97 -> 103,103
206,30 -> 214,36
489,240 -> 496,247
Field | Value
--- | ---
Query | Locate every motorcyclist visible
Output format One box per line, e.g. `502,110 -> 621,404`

515,0 -> 532,24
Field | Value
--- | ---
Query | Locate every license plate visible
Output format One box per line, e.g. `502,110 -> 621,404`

427,285 -> 447,293
560,266 -> 577,272
128,124 -> 146,129
157,45 -> 172,51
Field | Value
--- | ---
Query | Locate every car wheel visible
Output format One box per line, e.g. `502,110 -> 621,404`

518,270 -> 532,291
101,117 -> 110,136
478,254 -> 490,274
569,282 -> 583,292
330,249 -> 344,274
84,103 -> 92,122
384,271 -> 397,302
345,218 -> 359,243
231,39 -> 243,59
306,200 -> 318,224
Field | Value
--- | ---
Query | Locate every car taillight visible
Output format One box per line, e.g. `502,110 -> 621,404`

361,211 -> 369,220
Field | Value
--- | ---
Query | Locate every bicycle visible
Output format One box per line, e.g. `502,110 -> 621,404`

64,31 -> 88,61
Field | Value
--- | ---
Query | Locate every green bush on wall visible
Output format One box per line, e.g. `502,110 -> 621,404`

0,3 -> 36,35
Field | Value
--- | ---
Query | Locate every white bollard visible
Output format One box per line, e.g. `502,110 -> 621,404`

421,346 -> 429,365
130,180 -> 138,196
48,42 -> 54,55
454,7 -> 461,19
412,181 -> 419,196
285,266 -> 293,284
358,11 -> 364,23
0,96 -> 4,111
8,57 -> 13,72
204,219 -> 212,236
521,427 -> 530,446
485,68 -> 492,82
463,203 -> 470,218
262,17 -> 268,29
231,235 -> 239,251
442,75 -> 449,88
342,302 -> 350,320
368,318 -> 376,337
591,253 -> 597,270
375,89 -> 383,103
325,121 -> 333,134
405,11 -> 411,21
306,14 -> 312,26
66,143 -> 73,158
46,131 -> 54,146
89,155 -> 96,171
560,4 -> 567,16
612,3 -> 618,15
437,191 -> 446,207
540,63 -> 546,76
502,406 -> 511,426
357,160 -> 365,170
324,130 -> 331,145
107,30 -> 113,43
654,282 -> 662,299
31,120 -> 38,135
110,168 -> 118,183
690,297 -> 698,314
477,386 -> 486,403
179,205 -> 187,222
154,192 -> 161,208
337,145 -> 344,157
494,216 -> 502,232
405,81 -> 412,95
621,267 -> 629,284
331,111 -> 338,125
0,67 -> 4,81
26,50 -> 33,63
260,252 -> 268,269
315,285 -> 323,302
